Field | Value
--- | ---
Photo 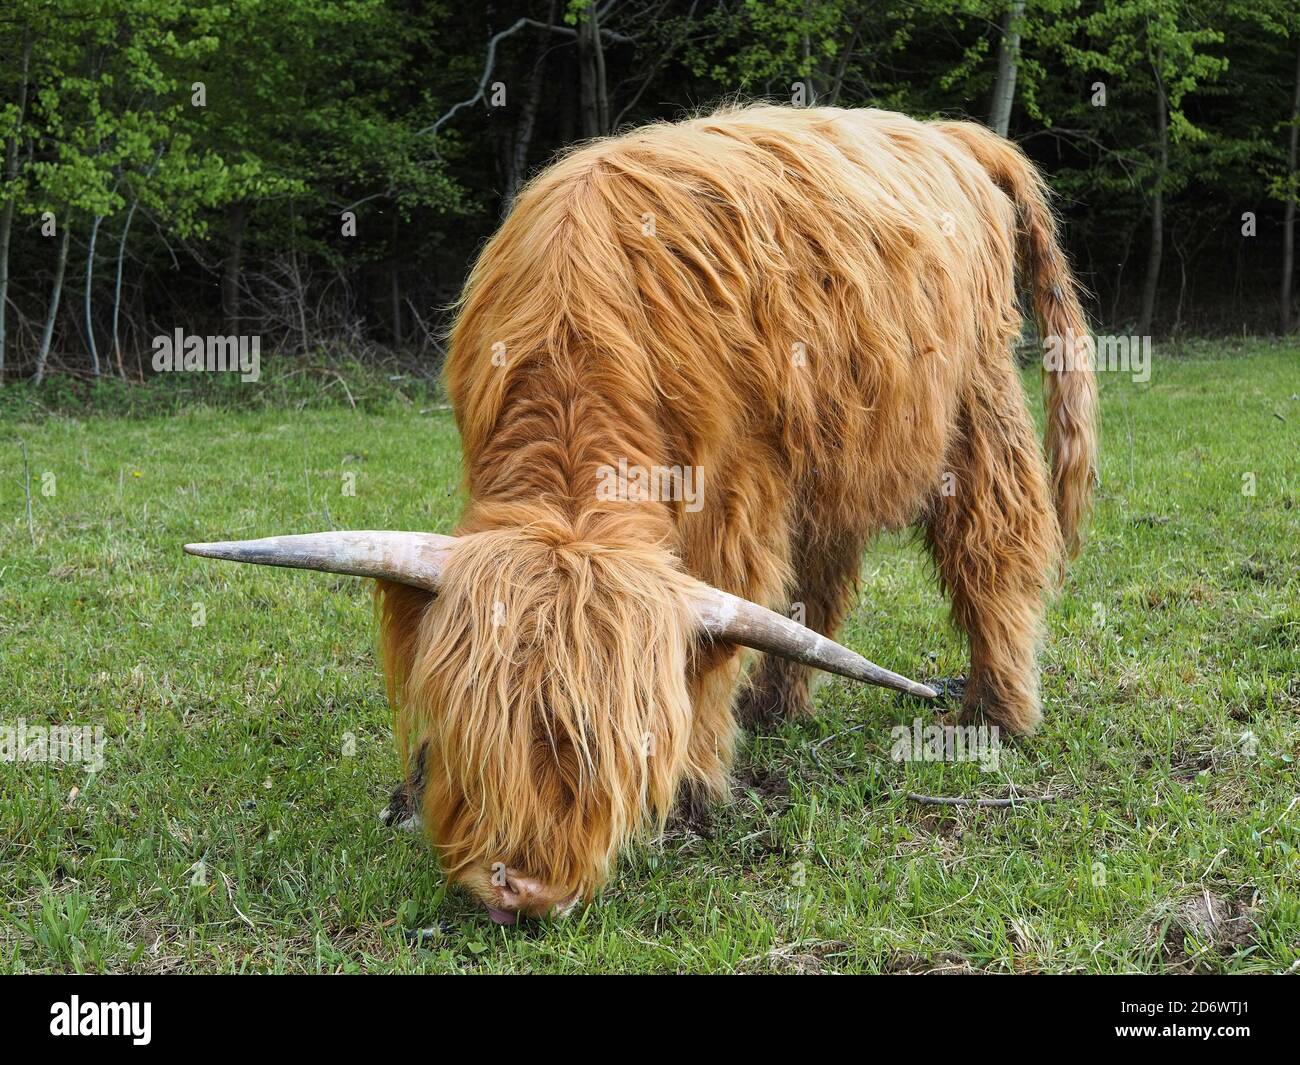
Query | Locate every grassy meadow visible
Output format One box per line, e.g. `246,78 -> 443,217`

0,340 -> 1296,973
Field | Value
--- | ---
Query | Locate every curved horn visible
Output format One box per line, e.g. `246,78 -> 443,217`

184,531 -> 456,591
690,586 -> 937,700
184,531 -> 935,699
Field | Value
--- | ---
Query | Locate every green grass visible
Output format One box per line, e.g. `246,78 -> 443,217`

1,341 -> 1296,973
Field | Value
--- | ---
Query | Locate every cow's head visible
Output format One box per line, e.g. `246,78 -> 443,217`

185,528 -> 934,922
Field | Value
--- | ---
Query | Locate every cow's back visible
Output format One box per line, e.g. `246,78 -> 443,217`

447,105 -> 1023,602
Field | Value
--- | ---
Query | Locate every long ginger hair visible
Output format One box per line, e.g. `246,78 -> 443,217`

377,514 -> 710,907
379,103 -> 1095,910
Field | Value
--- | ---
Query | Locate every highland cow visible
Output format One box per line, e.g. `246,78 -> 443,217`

187,105 -> 1097,923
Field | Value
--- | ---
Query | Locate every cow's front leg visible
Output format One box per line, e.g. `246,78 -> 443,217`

734,531 -> 866,729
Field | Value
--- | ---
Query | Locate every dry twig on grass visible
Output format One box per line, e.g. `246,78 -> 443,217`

905,792 -> 1056,808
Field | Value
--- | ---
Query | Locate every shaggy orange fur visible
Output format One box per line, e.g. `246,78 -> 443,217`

378,104 -> 1096,915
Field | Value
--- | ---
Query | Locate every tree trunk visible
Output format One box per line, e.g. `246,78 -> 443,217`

802,3 -> 814,102
34,226 -> 71,385
389,210 -> 402,347
1109,229 -> 1134,331
503,5 -> 552,213
988,2 -> 1025,138
85,214 -> 103,375
1281,38 -> 1300,333
0,28 -> 33,378
1138,52 -> 1168,338
112,200 -> 138,377
577,7 -> 609,138
828,17 -> 865,106
503,79 -> 541,212
222,201 -> 247,334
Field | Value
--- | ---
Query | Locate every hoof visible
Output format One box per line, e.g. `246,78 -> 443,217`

380,774 -> 423,833
379,803 -> 423,833
925,675 -> 967,705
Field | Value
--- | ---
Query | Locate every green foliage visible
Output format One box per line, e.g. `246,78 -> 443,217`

0,0 -> 473,379
1,0 -> 1298,380
0,356 -> 443,420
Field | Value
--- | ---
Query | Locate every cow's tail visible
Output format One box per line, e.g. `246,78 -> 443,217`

940,121 -> 1098,558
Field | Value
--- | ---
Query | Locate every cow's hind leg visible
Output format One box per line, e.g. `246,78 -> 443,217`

734,532 -> 865,729
925,377 -> 1061,735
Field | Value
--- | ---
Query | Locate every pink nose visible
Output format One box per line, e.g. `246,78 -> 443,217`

485,866 -> 578,923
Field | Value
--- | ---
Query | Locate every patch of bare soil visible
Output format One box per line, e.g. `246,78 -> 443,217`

884,951 -> 974,974
665,762 -> 793,841
915,812 -> 964,839
755,939 -> 851,974
1159,890 -> 1259,971
1171,750 -> 1215,782
734,763 -> 792,809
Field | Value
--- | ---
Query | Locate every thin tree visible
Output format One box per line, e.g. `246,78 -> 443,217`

988,1 -> 1026,137
1281,36 -> 1300,332
0,27 -> 34,378
1138,41 -> 1168,339
33,223 -> 70,384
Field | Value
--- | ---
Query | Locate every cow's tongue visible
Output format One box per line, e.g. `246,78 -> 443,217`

487,906 -> 518,925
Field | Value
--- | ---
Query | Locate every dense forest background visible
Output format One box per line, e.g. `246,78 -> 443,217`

1,0 -> 1298,384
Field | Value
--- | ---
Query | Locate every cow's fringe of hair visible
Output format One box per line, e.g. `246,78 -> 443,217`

378,516 -> 706,901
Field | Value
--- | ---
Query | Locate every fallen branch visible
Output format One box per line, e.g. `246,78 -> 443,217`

906,792 -> 1056,808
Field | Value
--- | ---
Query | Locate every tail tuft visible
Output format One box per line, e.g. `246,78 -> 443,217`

939,121 -> 1098,557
